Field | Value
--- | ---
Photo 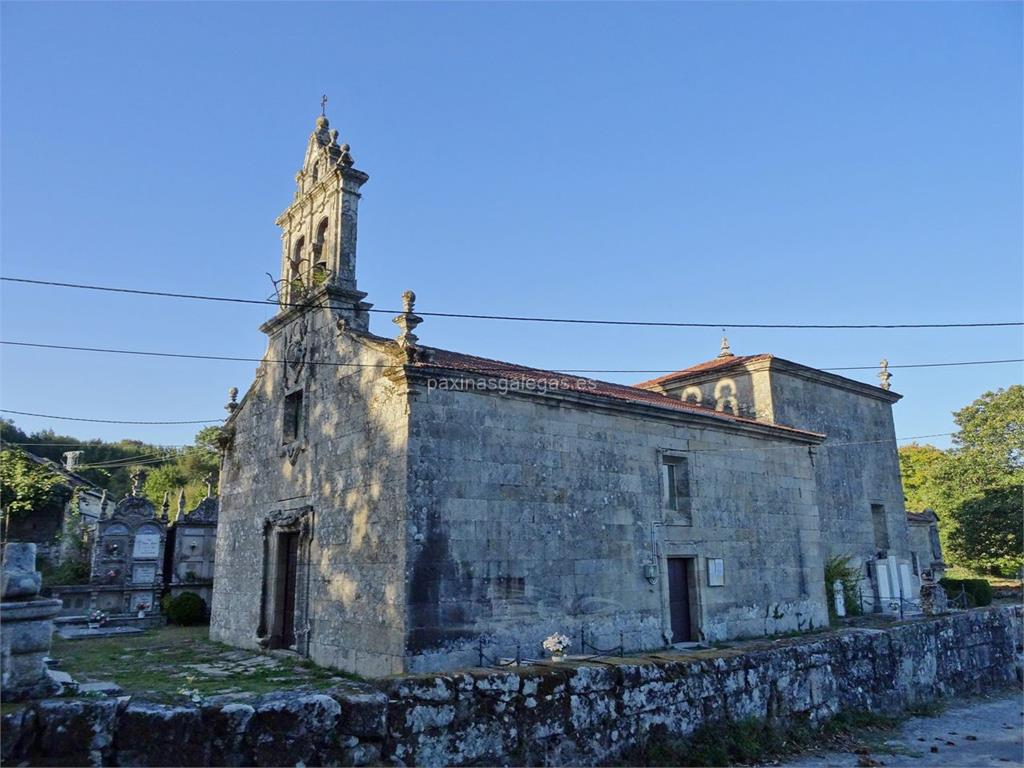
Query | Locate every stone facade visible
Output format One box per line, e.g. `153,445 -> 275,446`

4,607 -> 1022,766
402,373 -> 827,671
211,114 -> 919,677
639,353 -> 919,613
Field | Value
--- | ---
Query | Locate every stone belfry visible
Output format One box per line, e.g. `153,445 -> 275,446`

273,99 -> 371,331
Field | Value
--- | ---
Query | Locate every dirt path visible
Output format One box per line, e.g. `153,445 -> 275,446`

779,691 -> 1023,767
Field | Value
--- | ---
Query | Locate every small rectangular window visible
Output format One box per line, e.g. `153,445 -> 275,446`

871,503 -> 889,551
283,390 -> 303,443
661,455 -> 692,523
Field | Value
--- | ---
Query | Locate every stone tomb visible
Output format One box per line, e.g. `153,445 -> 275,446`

89,476 -> 167,617
164,487 -> 218,608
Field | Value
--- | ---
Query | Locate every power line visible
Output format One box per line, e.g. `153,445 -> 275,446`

0,409 -> 221,425
1,441 -> 195,450
3,276 -> 1021,330
2,340 -> 1021,375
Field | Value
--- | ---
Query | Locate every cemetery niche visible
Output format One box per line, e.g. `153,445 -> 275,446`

163,474 -> 219,609
88,470 -> 167,620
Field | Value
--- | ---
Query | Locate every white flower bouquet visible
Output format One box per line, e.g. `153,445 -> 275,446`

542,633 -> 571,657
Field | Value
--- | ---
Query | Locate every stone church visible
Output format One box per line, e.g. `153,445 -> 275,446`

210,113 -> 918,676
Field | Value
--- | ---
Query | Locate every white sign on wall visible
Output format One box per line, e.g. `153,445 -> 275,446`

133,533 -> 160,559
707,558 -> 725,587
133,564 -> 156,584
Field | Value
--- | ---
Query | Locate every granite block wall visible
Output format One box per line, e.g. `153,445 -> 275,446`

4,607 -> 1019,767
403,382 -> 828,672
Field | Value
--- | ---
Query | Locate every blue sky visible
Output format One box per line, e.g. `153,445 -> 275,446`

1,1 -> 1021,448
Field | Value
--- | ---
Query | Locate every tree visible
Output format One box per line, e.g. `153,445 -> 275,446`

947,486 -> 1023,576
1,417 -> 165,499
0,449 -> 70,542
141,427 -> 221,520
898,386 -> 1024,577
943,386 -> 1024,576
899,443 -> 949,513
949,385 -> 1024,490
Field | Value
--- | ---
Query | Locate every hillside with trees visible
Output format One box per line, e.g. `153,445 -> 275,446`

0,419 -> 220,521
899,385 -> 1023,577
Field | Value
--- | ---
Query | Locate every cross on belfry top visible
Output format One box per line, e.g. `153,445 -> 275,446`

321,94 -> 328,116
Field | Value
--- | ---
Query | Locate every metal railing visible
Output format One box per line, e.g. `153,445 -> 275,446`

475,627 -> 627,669
578,627 -> 625,660
855,584 -> 969,619
477,639 -> 532,668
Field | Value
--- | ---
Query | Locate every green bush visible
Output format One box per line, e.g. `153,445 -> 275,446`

40,558 -> 91,587
939,577 -> 993,607
162,591 -> 208,625
824,554 -> 863,619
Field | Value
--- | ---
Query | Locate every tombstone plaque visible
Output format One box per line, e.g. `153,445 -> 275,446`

133,533 -> 161,559
132,564 -> 157,584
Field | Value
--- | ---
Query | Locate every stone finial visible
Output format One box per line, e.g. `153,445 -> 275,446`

177,488 -> 186,518
62,450 -> 83,471
99,489 -> 109,518
878,359 -> 892,391
160,491 -> 170,520
226,387 -> 239,414
717,336 -> 734,359
129,469 -> 147,498
338,143 -> 353,168
204,472 -> 216,499
393,290 -> 423,362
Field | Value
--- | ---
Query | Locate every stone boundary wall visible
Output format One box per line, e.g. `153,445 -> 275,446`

3,607 -> 1021,767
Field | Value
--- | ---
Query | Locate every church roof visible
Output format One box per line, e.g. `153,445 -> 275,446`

415,346 -> 822,440
633,354 -> 773,389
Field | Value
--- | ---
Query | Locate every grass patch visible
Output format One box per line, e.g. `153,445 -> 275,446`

51,625 -> 356,697
945,565 -> 1022,590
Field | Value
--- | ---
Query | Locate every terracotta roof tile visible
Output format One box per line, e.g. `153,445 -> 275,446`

633,354 -> 773,389
416,347 -> 821,439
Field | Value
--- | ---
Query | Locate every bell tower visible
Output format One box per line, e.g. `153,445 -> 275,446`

273,103 -> 371,330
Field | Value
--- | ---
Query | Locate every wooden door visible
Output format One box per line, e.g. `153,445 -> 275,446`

277,532 -> 299,648
667,558 -> 693,643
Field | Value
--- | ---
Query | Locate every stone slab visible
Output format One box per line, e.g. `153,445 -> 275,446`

56,626 -> 145,640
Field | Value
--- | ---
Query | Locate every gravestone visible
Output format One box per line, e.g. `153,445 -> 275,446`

832,580 -> 846,618
919,571 -> 948,616
164,476 -> 218,608
90,471 -> 167,616
1,542 -> 62,700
